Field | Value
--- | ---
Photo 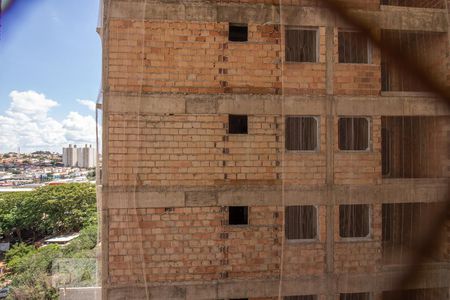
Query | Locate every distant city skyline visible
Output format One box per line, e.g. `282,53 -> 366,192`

0,0 -> 102,152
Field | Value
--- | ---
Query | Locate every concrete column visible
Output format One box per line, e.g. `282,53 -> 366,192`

325,25 -> 336,300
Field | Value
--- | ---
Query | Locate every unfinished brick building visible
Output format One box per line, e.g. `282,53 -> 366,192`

99,0 -> 450,299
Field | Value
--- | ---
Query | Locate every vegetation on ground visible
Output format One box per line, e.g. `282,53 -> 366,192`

0,184 -> 98,300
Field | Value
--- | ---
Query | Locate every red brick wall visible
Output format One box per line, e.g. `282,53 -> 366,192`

108,206 -> 331,284
108,113 -> 335,187
108,20 -> 383,96
216,0 -> 380,9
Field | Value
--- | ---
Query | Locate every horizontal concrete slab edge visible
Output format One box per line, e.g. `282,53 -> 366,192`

104,268 -> 449,299
105,93 -> 450,116
107,0 -> 448,32
101,180 -> 449,208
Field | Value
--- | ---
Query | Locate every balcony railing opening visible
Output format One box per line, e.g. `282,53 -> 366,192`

381,116 -> 447,178
382,202 -> 444,265
381,30 -> 446,92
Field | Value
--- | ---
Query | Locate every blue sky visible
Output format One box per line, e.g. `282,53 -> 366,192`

0,0 -> 102,153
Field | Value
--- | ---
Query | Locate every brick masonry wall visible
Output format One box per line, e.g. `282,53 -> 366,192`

108,205 -> 330,284
216,0 -> 380,9
107,20 -> 383,96
107,20 -> 281,95
107,113 -> 334,187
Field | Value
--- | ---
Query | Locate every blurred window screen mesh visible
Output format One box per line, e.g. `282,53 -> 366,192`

285,206 -> 317,240
97,0 -> 450,299
338,117 -> 369,150
285,28 -> 318,62
285,116 -> 318,151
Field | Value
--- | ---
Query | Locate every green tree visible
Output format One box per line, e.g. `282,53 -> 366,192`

0,183 -> 97,242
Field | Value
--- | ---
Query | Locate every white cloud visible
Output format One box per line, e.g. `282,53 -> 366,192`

77,99 -> 96,111
0,90 -> 98,153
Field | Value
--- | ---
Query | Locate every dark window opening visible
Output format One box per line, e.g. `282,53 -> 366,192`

284,296 -> 318,300
340,293 -> 371,300
338,117 -> 369,151
381,128 -> 391,176
338,31 -> 369,64
229,206 -> 248,225
339,204 -> 370,238
229,115 -> 248,134
286,116 -> 318,151
285,206 -> 317,240
285,29 -> 317,62
382,203 -> 442,264
229,24 -> 248,42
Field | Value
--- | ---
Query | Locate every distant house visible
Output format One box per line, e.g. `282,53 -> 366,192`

44,233 -> 80,245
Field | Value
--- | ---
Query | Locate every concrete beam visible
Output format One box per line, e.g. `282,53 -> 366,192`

101,178 -> 449,208
107,0 -> 448,32
106,92 -> 450,116
104,267 -> 450,299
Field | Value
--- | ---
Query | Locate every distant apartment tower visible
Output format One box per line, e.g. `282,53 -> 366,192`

62,144 -> 96,168
62,144 -> 77,167
100,1 -> 449,300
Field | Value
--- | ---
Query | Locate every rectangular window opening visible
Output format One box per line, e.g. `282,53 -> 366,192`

338,117 -> 370,151
285,206 -> 317,240
338,31 -> 370,64
380,0 -> 445,9
285,28 -> 318,62
381,116 -> 443,178
284,296 -> 318,300
339,204 -> 370,238
229,115 -> 248,134
340,293 -> 371,300
228,206 -> 248,225
381,128 -> 391,176
285,116 -> 318,151
229,24 -> 248,42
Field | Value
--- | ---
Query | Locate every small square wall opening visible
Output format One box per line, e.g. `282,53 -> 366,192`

229,24 -> 248,42
339,204 -> 370,238
340,293 -> 371,300
229,206 -> 248,225
229,115 -> 248,134
285,206 -> 317,240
